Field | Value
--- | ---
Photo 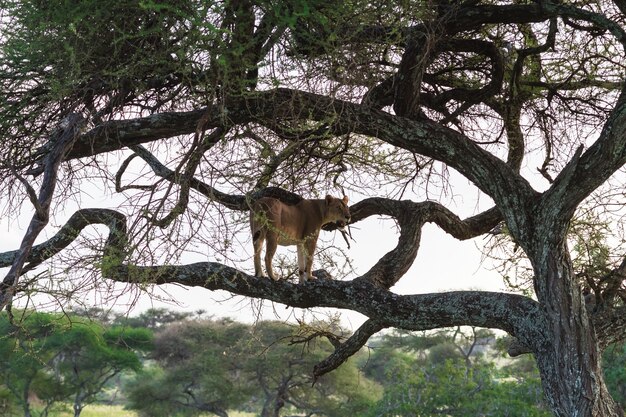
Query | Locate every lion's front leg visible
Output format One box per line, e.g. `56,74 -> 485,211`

297,244 -> 308,284
300,238 -> 317,284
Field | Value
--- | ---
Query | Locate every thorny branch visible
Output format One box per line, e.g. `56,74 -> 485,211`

312,319 -> 386,381
0,114 -> 85,311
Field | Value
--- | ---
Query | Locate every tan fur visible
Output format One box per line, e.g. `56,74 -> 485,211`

250,195 -> 350,283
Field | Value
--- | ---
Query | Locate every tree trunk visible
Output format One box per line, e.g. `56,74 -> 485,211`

73,390 -> 86,417
22,383 -> 31,417
260,397 -> 273,417
531,242 -> 623,417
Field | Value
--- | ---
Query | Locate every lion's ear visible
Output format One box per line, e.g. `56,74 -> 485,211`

325,194 -> 333,204
342,195 -> 349,204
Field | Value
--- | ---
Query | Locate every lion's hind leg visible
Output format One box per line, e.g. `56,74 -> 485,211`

252,228 -> 266,278
264,233 -> 279,280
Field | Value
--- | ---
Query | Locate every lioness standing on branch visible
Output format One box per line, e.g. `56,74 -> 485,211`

250,195 -> 350,283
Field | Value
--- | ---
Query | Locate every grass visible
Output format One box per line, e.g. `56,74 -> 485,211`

47,404 -> 256,417
47,404 -> 137,417
79,405 -> 137,417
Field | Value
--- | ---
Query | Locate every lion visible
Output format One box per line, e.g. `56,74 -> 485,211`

250,194 -> 350,283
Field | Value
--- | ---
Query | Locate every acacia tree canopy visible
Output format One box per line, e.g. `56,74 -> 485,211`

2,1 -> 626,416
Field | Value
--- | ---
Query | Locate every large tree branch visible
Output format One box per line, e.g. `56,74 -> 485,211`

0,209 -> 127,271
107,261 -> 544,342
348,199 -> 500,288
541,88 -> 626,221
56,89 -> 536,219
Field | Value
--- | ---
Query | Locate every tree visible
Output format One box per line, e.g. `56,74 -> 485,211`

126,318 -> 379,417
111,307 -> 196,330
126,319 -> 253,417
365,329 -> 551,416
0,311 -> 151,417
603,342 -> 626,409
2,1 -> 626,415
49,323 -> 152,417
244,320 -> 379,417
0,311 -> 69,417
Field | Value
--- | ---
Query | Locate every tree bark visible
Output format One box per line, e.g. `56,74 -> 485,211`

530,242 -> 623,416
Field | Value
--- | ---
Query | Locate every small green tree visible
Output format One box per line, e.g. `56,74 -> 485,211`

0,311 -> 151,417
112,308 -> 196,330
50,324 -> 152,417
0,311 -> 71,417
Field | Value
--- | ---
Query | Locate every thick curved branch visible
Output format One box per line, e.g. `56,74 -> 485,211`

422,203 -> 501,240
0,209 -> 127,271
393,29 -> 434,119
351,199 -> 426,288
346,199 -> 501,288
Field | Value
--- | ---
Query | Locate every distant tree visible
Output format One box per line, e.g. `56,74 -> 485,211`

126,319 -> 254,417
49,324 -> 152,417
245,320 -> 379,417
112,308 -> 195,329
365,329 -> 550,417
0,311 -> 151,417
603,343 -> 626,409
126,318 -> 379,417
0,311 -> 71,417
